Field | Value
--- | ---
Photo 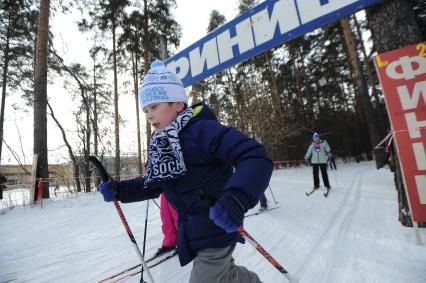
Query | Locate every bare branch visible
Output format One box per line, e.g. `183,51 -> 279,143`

2,138 -> 31,174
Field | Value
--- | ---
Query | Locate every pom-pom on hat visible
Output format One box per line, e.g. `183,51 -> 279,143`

313,132 -> 320,139
139,60 -> 188,110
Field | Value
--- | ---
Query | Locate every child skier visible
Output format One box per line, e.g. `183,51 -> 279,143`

156,192 -> 178,257
99,60 -> 273,283
304,132 -> 331,191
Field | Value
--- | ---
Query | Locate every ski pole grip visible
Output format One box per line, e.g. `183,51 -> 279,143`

89,155 -> 122,201
89,156 -> 110,182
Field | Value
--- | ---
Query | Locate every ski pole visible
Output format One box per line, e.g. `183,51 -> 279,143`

96,262 -> 141,283
112,201 -> 155,283
237,227 -> 297,283
140,200 -> 150,283
152,199 -> 160,209
89,156 -> 155,283
268,185 -> 279,204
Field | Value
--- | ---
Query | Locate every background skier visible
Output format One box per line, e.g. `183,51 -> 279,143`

0,174 -> 6,200
259,194 -> 268,211
328,152 -> 337,170
304,133 -> 331,192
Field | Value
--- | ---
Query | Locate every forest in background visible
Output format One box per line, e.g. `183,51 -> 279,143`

0,0 -> 425,226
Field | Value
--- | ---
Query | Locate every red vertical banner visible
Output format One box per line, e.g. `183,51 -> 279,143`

375,42 -> 426,222
37,179 -> 43,201
37,178 -> 43,209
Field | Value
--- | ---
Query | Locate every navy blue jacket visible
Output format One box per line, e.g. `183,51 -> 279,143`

118,103 -> 273,266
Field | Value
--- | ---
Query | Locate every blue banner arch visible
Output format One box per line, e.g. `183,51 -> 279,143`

164,0 -> 383,87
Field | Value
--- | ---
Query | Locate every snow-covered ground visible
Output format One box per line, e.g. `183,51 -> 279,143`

1,161 -> 425,283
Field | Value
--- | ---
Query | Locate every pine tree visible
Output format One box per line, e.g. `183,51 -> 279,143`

33,0 -> 51,198
78,0 -> 131,180
0,0 -> 37,165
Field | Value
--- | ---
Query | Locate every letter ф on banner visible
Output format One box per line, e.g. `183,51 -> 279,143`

374,42 -> 426,222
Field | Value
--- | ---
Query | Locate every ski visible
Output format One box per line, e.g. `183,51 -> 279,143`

145,248 -> 176,263
111,251 -> 177,283
97,249 -> 177,283
245,206 -> 280,217
305,187 -> 319,196
147,250 -> 177,269
324,188 -> 330,197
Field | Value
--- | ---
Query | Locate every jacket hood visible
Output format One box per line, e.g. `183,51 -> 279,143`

190,102 -> 218,122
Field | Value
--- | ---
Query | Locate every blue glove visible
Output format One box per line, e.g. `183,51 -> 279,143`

209,195 -> 246,233
98,180 -> 118,202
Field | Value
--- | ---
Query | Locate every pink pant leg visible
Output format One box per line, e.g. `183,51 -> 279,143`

160,193 -> 178,247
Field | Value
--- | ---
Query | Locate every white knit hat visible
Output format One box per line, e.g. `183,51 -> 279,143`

139,60 -> 188,109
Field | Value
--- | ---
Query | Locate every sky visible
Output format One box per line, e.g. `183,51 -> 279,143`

1,0 -> 240,165
1,161 -> 426,282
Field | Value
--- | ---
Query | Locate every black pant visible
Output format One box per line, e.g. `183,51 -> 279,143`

328,160 -> 337,170
312,163 -> 330,188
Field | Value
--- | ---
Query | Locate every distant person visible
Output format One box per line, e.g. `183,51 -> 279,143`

328,152 -> 337,170
259,193 -> 268,211
53,180 -> 60,196
304,133 -> 331,191
98,60 -> 272,283
0,174 -> 7,200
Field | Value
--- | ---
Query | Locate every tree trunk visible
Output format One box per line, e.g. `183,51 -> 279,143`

112,17 -> 121,180
0,15 -> 11,166
367,0 -> 421,53
288,43 -> 303,104
132,50 -> 143,175
367,0 -> 424,227
84,93 -> 91,192
92,57 -> 101,188
33,0 -> 51,198
352,15 -> 387,136
93,60 -> 98,157
341,17 -> 381,150
263,52 -> 281,118
143,0 -> 151,152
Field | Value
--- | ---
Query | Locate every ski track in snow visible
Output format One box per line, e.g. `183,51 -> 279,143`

296,168 -> 359,282
1,162 -> 426,283
298,166 -> 365,283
